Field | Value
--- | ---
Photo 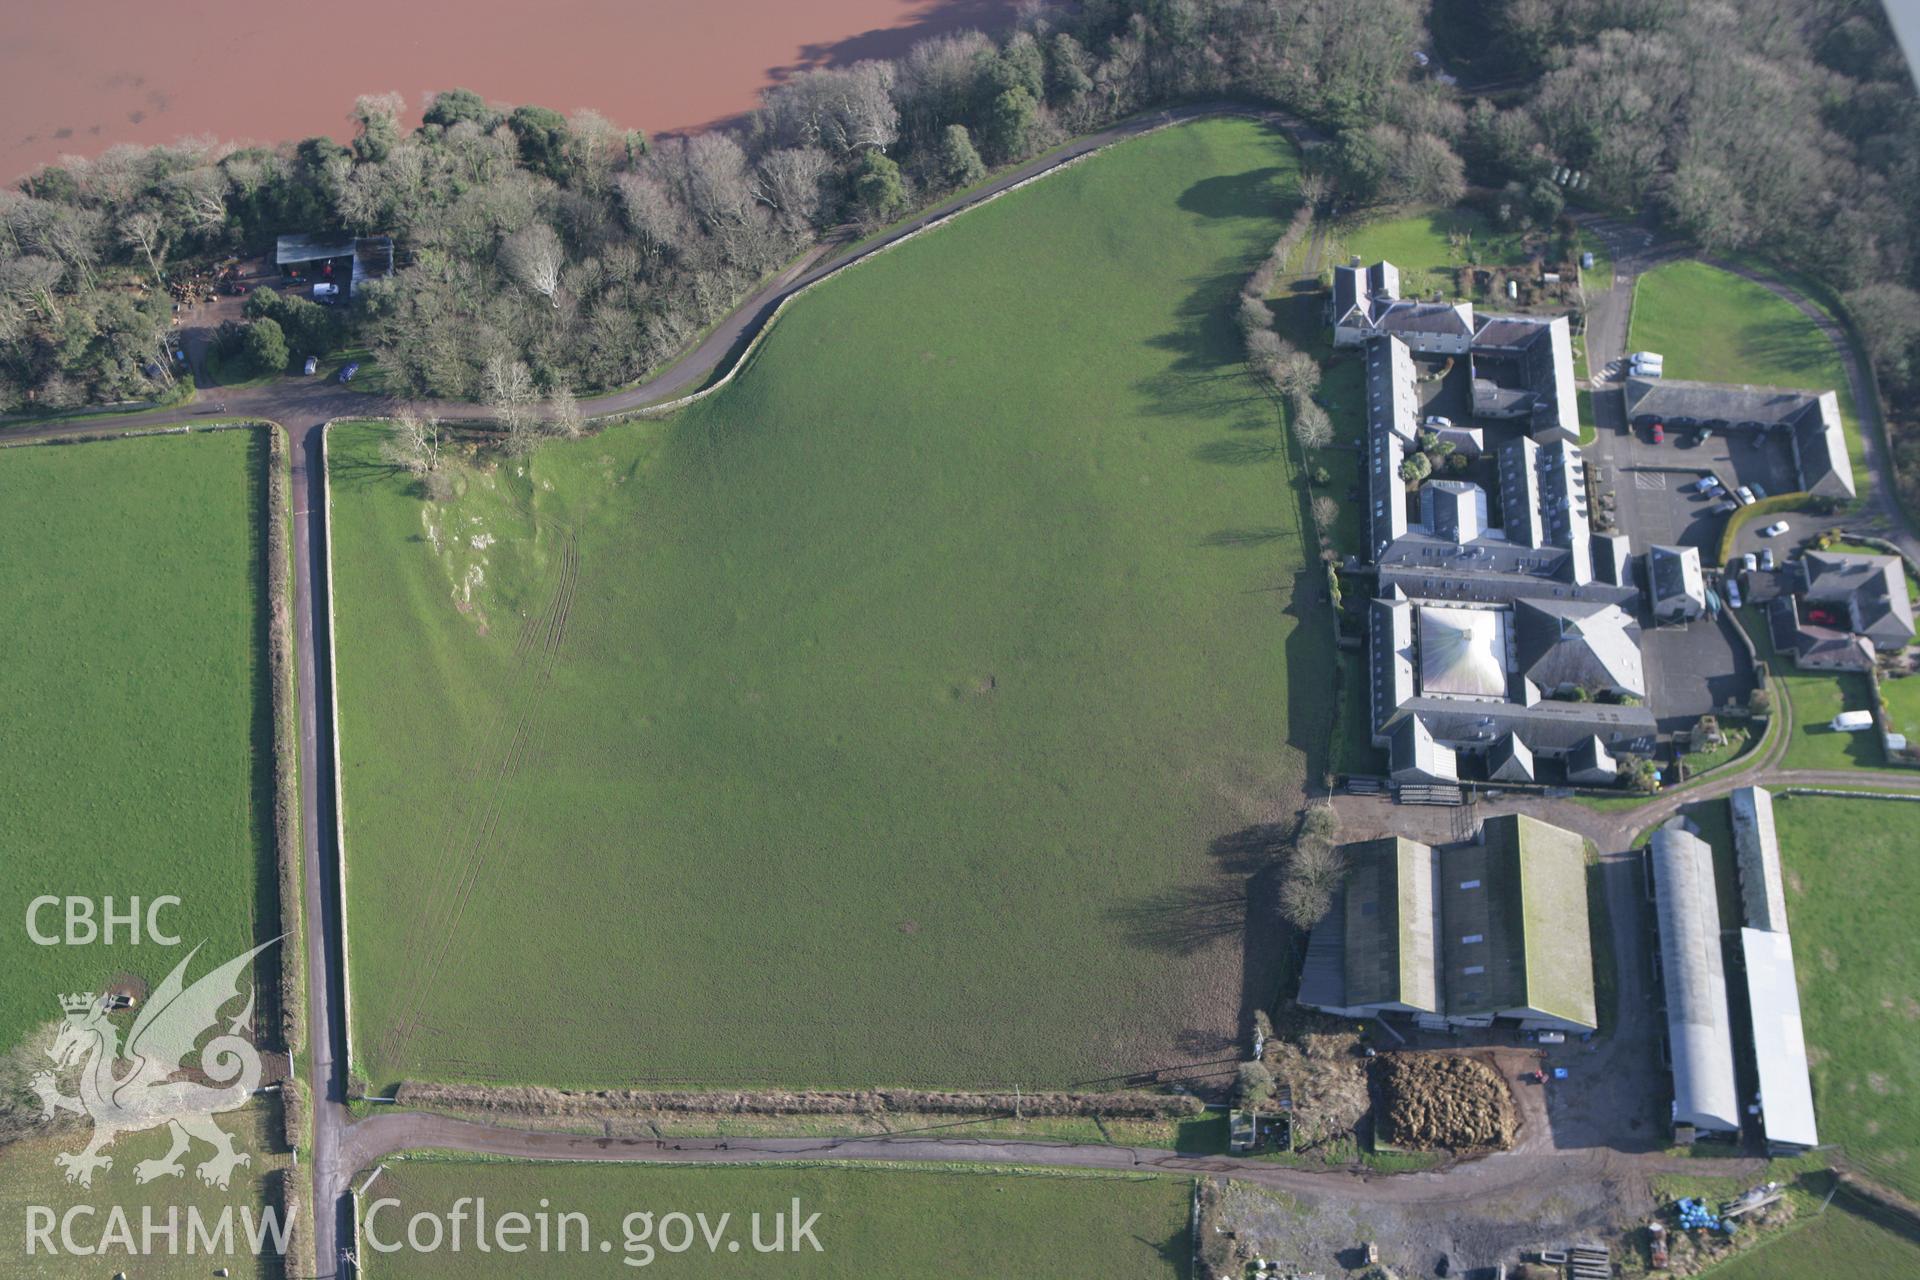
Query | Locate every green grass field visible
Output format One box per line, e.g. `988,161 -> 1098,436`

1705,1196 -> 1920,1279
1330,207 -> 1529,297
1774,796 -> 1920,1198
1629,261 -> 1867,495
0,430 -> 276,1055
1741,607 -> 1891,770
355,1160 -> 1190,1277
331,118 -> 1328,1091
0,1101 -> 291,1278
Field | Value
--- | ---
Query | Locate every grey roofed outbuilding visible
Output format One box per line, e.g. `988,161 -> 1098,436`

1622,376 -> 1856,499
1340,837 -> 1439,1011
1513,598 -> 1645,698
1378,695 -> 1655,759
1389,713 -> 1458,782
1421,480 -> 1488,544
1593,533 -> 1633,588
1565,734 -> 1618,784
1730,786 -> 1788,933
1742,927 -> 1819,1152
1487,730 -> 1534,782
1799,551 -> 1916,651
1648,544 -> 1706,619
1650,824 -> 1741,1133
1438,815 -> 1596,1029
1370,589 -> 1417,737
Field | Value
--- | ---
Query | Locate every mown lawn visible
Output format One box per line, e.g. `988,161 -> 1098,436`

0,1100 -> 291,1278
331,118 -> 1329,1091
356,1160 -> 1191,1278
1629,261 -> 1867,496
1330,207 -> 1530,297
1774,796 -> 1920,1198
0,430 -> 275,1056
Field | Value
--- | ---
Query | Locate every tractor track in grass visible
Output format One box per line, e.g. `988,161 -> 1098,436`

382,535 -> 580,1075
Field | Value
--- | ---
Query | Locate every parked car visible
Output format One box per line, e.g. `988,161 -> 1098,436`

339,361 -> 360,383
1651,422 -> 1666,444
1735,485 -> 1756,505
1762,520 -> 1791,537
1750,482 -> 1767,499
1725,577 -> 1743,608
1760,548 -> 1776,571
302,356 -> 318,376
1714,499 -> 1739,514
1742,552 -> 1759,574
1688,476 -> 1715,494
1807,605 -> 1840,626
1692,427 -> 1713,445
1631,351 -> 1664,364
1424,414 -> 1452,429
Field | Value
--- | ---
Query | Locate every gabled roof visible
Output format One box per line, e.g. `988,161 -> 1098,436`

1438,815 -> 1594,1028
1341,837 -> 1438,1011
1566,734 -> 1618,782
1389,713 -> 1458,781
1487,731 -> 1535,782
1513,598 -> 1645,697
1648,544 -> 1705,610
1801,552 -> 1915,648
1420,480 -> 1488,544
1622,377 -> 1855,499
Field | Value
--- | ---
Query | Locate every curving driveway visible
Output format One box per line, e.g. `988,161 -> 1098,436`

5,116 -> 1916,1276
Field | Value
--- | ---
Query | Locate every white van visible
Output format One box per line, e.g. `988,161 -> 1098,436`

313,281 -> 340,303
1832,710 -> 1874,732
1630,351 -> 1664,364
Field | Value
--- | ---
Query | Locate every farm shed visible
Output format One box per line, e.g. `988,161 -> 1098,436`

1729,786 -> 1787,933
1740,927 -> 1819,1154
1649,824 -> 1741,1136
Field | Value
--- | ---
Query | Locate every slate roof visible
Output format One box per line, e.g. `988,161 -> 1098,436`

1513,599 -> 1646,697
1469,313 -> 1579,441
1379,695 -> 1655,757
1487,731 -> 1535,782
1648,544 -> 1705,612
1566,734 -> 1618,783
1421,480 -> 1488,544
1650,824 -> 1741,1133
1389,713 -> 1459,781
1623,377 -> 1855,499
1800,552 -> 1915,649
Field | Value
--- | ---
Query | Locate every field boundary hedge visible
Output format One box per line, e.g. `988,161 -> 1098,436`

394,1081 -> 1205,1122
320,422 -> 359,1081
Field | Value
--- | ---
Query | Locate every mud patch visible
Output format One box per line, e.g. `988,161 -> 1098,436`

1375,1052 -> 1518,1152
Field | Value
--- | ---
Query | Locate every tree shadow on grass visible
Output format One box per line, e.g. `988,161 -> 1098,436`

1737,312 -> 1840,384
1201,526 -> 1292,548
1193,436 -> 1283,465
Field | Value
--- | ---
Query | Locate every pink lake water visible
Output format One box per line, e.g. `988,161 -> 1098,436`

3,0 -> 1014,178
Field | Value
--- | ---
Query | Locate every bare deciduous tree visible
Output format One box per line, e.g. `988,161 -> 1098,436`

500,222 -> 565,307
484,353 -> 539,453
380,409 -> 444,478
546,383 -> 584,439
753,148 -> 832,230
117,211 -> 166,286
1312,495 -> 1339,533
1291,400 -> 1333,451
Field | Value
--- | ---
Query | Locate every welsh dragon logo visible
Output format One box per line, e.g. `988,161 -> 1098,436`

30,940 -> 275,1190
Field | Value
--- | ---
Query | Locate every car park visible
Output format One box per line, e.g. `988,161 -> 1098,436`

1762,520 -> 1791,537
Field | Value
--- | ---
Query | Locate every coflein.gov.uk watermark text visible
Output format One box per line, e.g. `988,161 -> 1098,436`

365,1196 -> 824,1267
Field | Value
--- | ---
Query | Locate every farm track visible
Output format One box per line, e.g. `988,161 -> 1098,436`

381,535 -> 580,1075
9,106 -> 1919,1276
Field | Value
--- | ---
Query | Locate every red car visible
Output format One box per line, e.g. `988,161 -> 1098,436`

1651,422 -> 1665,444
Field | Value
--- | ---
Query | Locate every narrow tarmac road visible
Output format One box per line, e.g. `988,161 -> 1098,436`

5,119 -> 1913,1276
